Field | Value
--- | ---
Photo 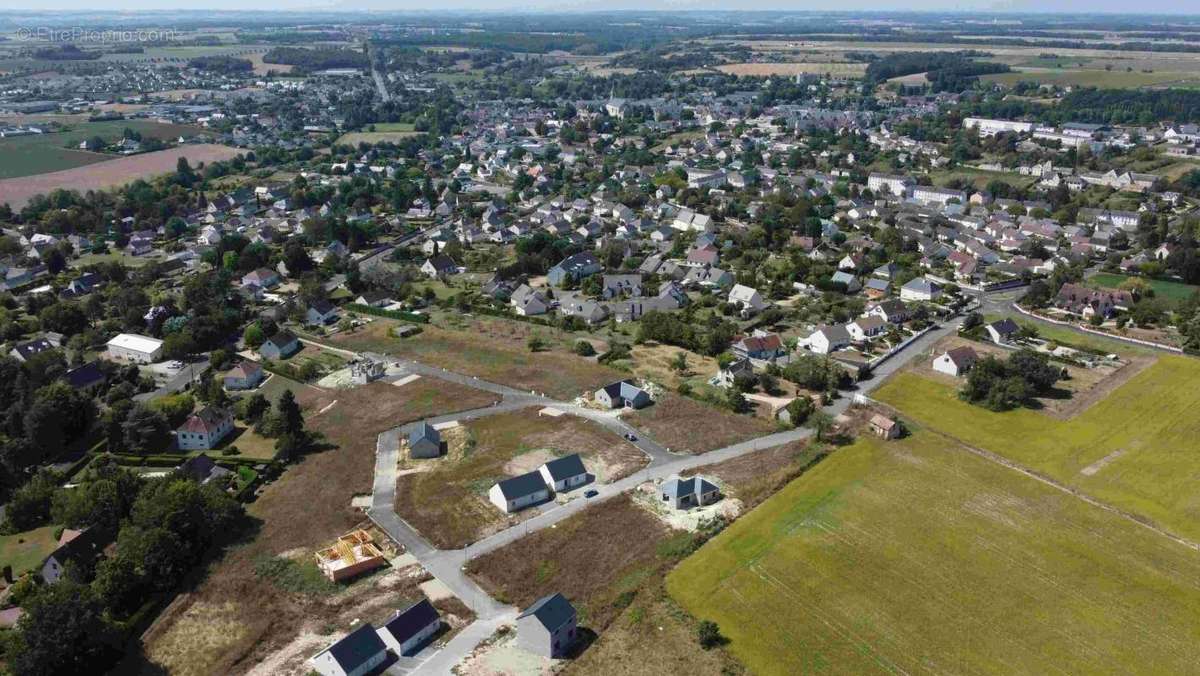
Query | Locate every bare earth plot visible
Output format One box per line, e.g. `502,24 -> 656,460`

333,319 -> 624,400
627,392 -> 776,455
138,380 -> 496,676
668,432 -> 1200,676
874,356 -> 1200,544
395,408 -> 647,549
0,144 -> 240,209
467,496 -> 742,676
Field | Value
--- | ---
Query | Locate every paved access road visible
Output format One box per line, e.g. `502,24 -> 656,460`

316,308 -> 968,673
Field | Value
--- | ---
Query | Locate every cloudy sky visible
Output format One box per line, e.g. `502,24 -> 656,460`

3,1 -> 1195,12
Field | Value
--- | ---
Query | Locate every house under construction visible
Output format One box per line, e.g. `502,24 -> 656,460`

315,529 -> 387,582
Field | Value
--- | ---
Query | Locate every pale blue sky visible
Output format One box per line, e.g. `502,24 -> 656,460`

4,2 -> 1198,13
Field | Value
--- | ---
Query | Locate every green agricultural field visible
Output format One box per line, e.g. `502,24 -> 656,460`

667,432 -> 1200,675
0,119 -> 204,179
1089,272 -> 1199,305
982,68 -> 1200,89
874,356 -> 1200,542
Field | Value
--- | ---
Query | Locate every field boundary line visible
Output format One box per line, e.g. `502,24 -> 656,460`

874,402 -> 1200,555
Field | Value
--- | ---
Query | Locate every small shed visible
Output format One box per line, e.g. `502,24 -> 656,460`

869,414 -> 901,440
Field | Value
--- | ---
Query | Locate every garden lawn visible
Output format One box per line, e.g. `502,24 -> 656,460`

0,524 -> 60,576
668,432 -> 1200,675
874,356 -> 1200,542
1089,272 -> 1199,306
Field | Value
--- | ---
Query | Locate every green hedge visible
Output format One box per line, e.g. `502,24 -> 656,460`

345,303 -> 430,323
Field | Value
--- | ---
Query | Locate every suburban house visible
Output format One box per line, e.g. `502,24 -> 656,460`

731,333 -> 786,362
65,362 -> 106,391
933,346 -> 979,376
714,357 -> 754,388
538,453 -> 589,492
354,290 -> 395,308
421,255 -> 458,279
9,337 -> 56,363
41,526 -> 113,585
376,599 -> 441,657
600,274 -> 643,299
176,453 -> 233,486
106,333 -> 164,363
510,284 -> 550,316
660,475 -> 721,510
306,299 -> 340,326
547,252 -> 602,287
1054,282 -> 1133,319
869,414 -> 901,440
864,278 -> 890,299
489,471 -> 551,513
900,277 -> 943,302
846,316 -> 886,341
223,361 -> 265,390
407,422 -> 442,459
240,267 -> 280,289
868,299 -> 912,324
830,271 -> 862,293
260,330 -> 300,359
594,380 -> 651,409
806,325 -> 851,354
516,593 -> 578,659
309,623 -> 388,676
176,406 -> 235,451
728,284 -> 768,316
985,318 -> 1021,344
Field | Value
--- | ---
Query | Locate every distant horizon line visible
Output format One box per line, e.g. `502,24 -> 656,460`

3,8 -> 1200,16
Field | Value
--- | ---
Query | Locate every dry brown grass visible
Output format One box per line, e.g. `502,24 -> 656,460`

0,144 -> 241,209
333,318 -> 623,400
627,393 -> 776,455
716,61 -> 866,77
137,380 -> 496,675
396,409 -> 647,549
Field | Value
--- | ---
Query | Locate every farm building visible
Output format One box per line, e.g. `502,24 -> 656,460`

933,346 -> 979,377
314,530 -> 388,583
176,406 -> 234,451
538,453 -> 589,492
106,333 -> 164,363
489,471 -> 551,513
595,380 -> 651,409
376,599 -> 440,657
660,475 -> 721,510
870,414 -> 901,440
309,623 -> 388,676
407,422 -> 442,459
517,593 -> 578,659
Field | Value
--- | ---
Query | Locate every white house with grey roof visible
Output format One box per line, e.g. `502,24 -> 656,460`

309,623 -> 388,676
806,324 -> 851,355
489,471 -> 551,513
595,380 -> 651,409
517,593 -> 578,658
660,475 -> 721,510
376,599 -> 440,657
539,453 -> 589,492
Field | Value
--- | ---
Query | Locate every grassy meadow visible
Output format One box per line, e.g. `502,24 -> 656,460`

667,432 -> 1200,675
874,356 -> 1200,542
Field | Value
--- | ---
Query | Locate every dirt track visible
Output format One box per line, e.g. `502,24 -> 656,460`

0,143 -> 241,209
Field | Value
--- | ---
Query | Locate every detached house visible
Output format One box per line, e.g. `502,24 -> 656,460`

223,361 -> 264,390
517,593 -> 578,659
539,453 -> 589,492
933,346 -> 978,377
176,406 -> 234,451
309,624 -> 388,676
547,252 -> 602,287
728,284 -> 767,316
489,471 -> 551,513
985,318 -> 1021,344
376,600 -> 440,657
306,299 -> 340,326
421,255 -> 458,279
595,380 -> 651,409
660,475 -> 720,510
260,330 -> 299,359
806,325 -> 851,355
407,422 -> 442,459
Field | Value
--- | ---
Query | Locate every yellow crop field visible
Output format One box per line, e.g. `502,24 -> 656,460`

668,432 -> 1200,675
874,356 -> 1200,542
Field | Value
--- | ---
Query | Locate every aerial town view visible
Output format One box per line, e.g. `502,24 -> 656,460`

1,3 -> 1200,675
